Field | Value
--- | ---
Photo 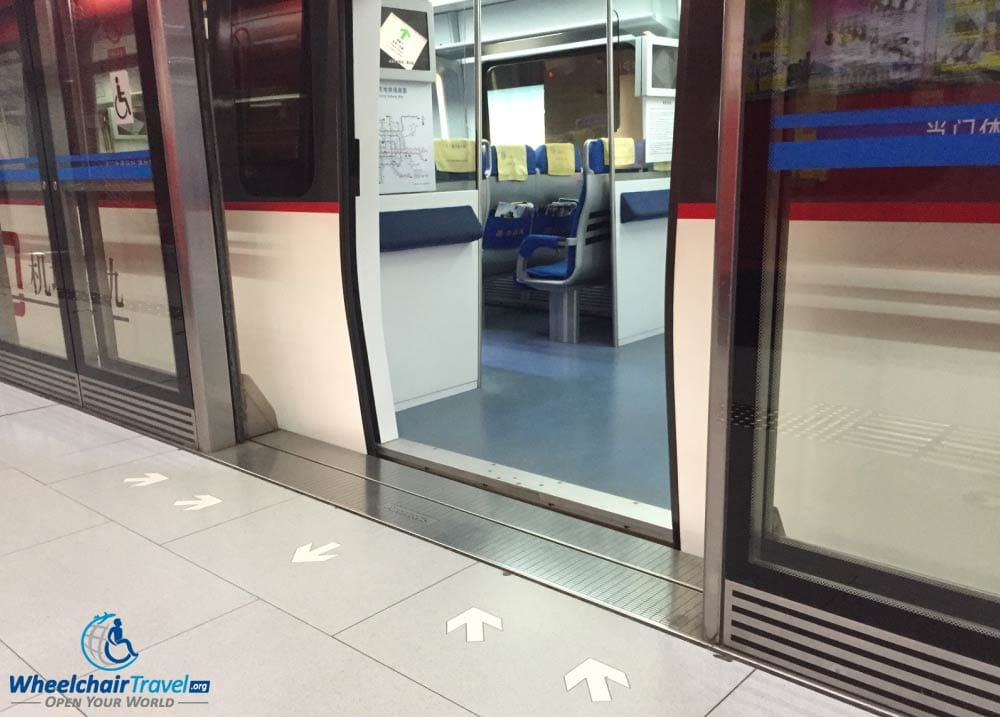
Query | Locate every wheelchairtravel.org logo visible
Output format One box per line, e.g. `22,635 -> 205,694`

7,612 -> 211,710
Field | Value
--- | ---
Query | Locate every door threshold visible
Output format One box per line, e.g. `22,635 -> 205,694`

251,430 -> 701,590
209,434 -> 705,641
382,437 -> 674,544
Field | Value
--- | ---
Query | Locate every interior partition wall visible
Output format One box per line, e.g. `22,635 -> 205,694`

705,0 -> 1000,713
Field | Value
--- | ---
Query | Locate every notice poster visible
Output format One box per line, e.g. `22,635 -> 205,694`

643,98 -> 676,163
379,8 -> 430,73
934,0 -> 1000,75
809,0 -> 930,92
745,0 -> 813,97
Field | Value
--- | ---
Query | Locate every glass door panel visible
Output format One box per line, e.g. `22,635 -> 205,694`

0,0 -> 69,362
37,0 -> 191,401
725,0 -> 1000,658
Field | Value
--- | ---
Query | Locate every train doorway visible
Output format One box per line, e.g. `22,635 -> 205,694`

366,0 -> 684,545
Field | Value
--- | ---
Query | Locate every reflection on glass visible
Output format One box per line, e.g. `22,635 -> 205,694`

231,0 -> 312,197
0,5 -> 67,359
49,0 -> 186,389
744,0 -> 1000,606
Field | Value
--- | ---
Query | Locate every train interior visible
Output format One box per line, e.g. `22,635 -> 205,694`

375,0 -> 680,537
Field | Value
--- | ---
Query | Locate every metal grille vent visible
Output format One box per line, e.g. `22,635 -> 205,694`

80,376 -> 195,447
0,350 -> 80,404
724,582 -> 1000,717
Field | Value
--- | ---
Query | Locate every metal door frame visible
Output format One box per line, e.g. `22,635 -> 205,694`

701,0 -> 744,643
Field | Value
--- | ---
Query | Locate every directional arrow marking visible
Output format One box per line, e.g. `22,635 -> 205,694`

291,542 -> 340,563
564,658 -> 629,703
445,608 -> 503,643
173,494 -> 222,511
123,473 -> 169,487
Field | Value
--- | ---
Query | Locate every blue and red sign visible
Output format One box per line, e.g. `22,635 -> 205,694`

770,102 -> 1000,170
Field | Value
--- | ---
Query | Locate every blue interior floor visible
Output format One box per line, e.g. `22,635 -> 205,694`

396,305 -> 672,508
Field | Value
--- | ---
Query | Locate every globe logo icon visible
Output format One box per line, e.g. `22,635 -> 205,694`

80,612 -> 140,671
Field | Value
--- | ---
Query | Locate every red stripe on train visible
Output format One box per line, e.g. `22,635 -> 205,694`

676,202 -> 1000,223
98,199 -> 157,209
0,197 -> 341,212
224,201 -> 340,213
0,197 -> 44,206
676,202 -> 716,219
788,202 -> 1000,223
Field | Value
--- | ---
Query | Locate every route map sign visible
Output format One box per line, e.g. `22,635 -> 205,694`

378,80 -> 435,194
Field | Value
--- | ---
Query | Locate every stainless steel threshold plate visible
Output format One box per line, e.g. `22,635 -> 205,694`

256,430 -> 700,589
381,437 -> 674,546
210,434 -> 705,640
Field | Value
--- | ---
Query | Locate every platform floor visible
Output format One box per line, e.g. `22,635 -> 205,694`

0,381 -> 872,716
397,306 -> 673,508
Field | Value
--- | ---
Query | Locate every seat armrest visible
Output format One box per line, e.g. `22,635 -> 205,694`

518,233 -> 564,258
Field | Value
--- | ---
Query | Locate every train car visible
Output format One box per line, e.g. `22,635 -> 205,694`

1,0 -> 997,712
207,0 -> 696,544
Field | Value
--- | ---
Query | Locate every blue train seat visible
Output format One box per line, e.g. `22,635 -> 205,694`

482,144 -> 543,276
514,138 -> 612,342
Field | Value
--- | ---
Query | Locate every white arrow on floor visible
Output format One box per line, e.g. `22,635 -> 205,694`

564,658 -> 629,703
123,473 -> 169,487
173,494 -> 222,511
292,542 -> 340,563
446,608 -> 503,643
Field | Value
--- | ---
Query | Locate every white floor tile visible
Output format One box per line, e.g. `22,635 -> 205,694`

340,563 -> 752,716
52,451 -> 296,543
0,406 -> 136,467
0,522 -> 254,676
3,703 -> 82,716
709,671 -> 873,717
1,641 -> 34,714
0,469 -> 106,557
85,601 -> 473,717
16,437 -> 176,485
0,384 -> 52,418
167,497 -> 475,634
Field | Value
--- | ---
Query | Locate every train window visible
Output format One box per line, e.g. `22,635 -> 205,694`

231,0 -> 313,196
484,48 -> 627,147
485,84 -> 544,146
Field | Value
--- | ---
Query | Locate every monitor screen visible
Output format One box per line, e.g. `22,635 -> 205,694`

649,43 -> 678,90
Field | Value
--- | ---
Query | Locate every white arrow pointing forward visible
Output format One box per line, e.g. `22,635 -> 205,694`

446,608 -> 503,643
123,473 -> 169,487
291,542 -> 340,563
173,494 -> 222,511
564,658 -> 629,703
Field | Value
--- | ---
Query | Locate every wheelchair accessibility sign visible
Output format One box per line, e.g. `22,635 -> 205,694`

109,70 -> 134,126
80,612 -> 139,671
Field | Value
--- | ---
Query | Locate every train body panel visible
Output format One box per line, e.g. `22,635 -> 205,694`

223,205 -> 366,451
